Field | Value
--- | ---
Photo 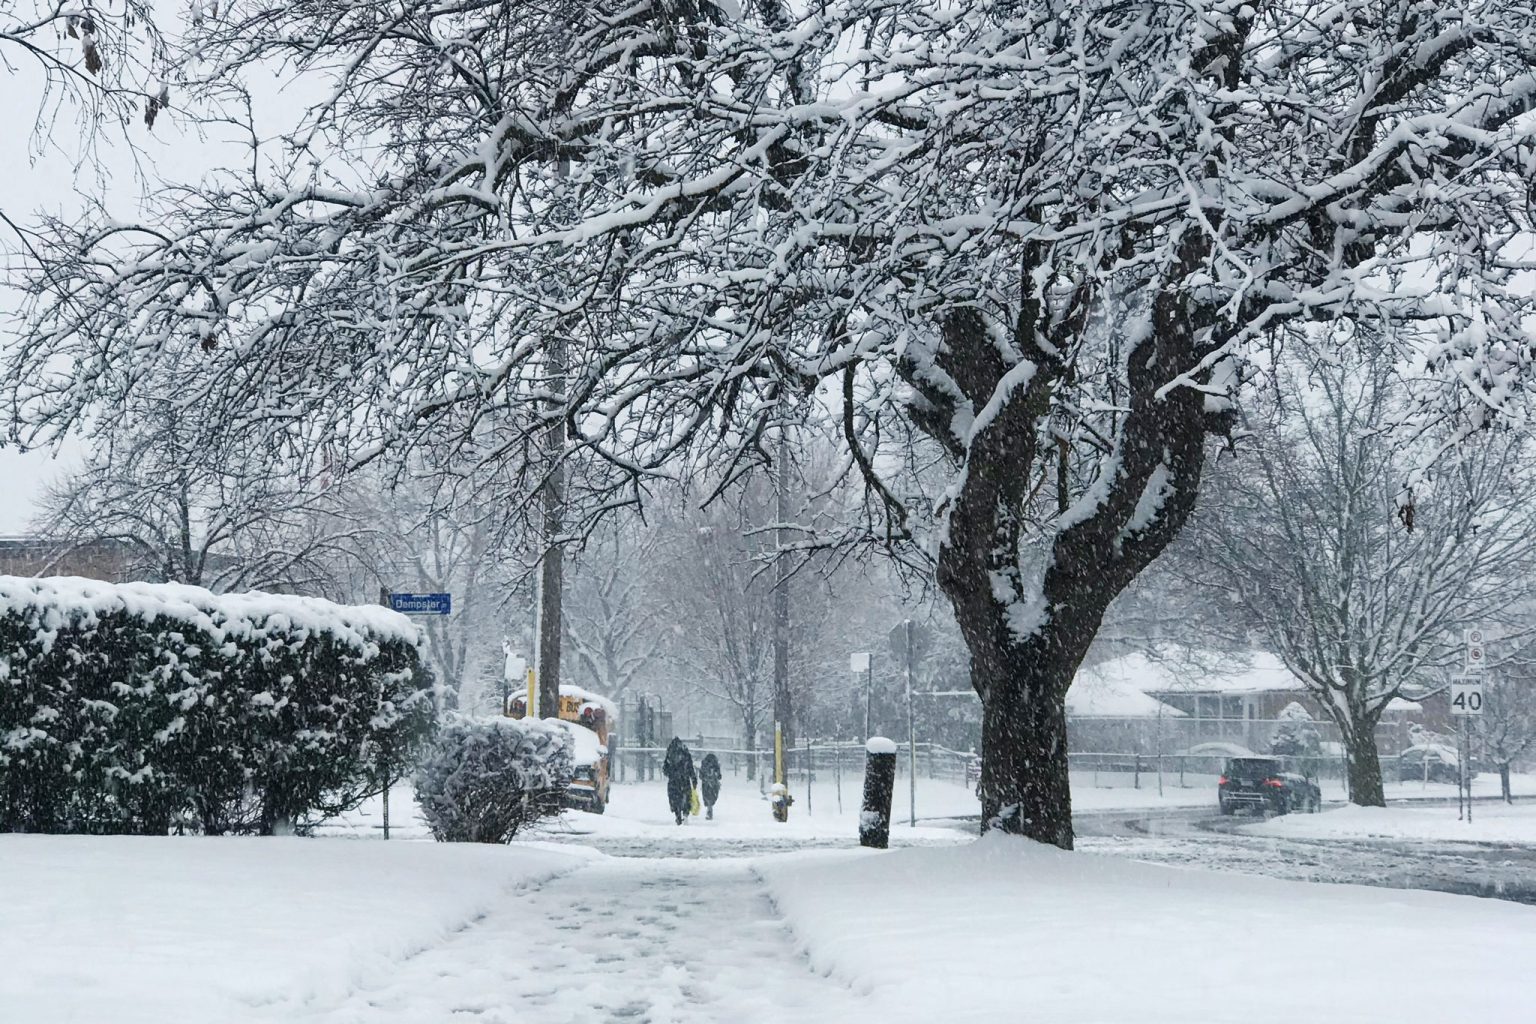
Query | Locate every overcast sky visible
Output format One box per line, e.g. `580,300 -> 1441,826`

2,24 -> 303,535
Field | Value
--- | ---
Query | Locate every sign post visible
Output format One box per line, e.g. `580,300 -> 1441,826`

1456,626 -> 1488,824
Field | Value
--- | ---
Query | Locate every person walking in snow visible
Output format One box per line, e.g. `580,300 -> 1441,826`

698,752 -> 722,820
662,737 -> 697,825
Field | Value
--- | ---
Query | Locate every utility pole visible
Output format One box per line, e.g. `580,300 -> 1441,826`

772,427 -> 793,816
905,618 -> 916,828
535,331 -> 566,722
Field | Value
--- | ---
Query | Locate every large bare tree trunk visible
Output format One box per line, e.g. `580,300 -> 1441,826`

1342,722 -> 1386,807
924,287 -> 1214,849
976,653 -> 1075,847
773,429 -> 792,755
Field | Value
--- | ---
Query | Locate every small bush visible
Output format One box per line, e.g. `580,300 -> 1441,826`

413,716 -> 572,843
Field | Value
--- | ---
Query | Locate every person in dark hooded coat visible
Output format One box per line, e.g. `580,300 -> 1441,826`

661,737 -> 697,825
698,752 -> 722,820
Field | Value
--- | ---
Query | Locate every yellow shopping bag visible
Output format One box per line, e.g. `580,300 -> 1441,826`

689,787 -> 701,816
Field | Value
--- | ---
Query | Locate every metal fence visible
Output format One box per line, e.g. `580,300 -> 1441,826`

1066,713 -> 1424,760
613,737 -> 978,791
611,714 -> 1446,794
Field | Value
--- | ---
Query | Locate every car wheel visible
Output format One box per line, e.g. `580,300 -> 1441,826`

1219,800 -> 1234,816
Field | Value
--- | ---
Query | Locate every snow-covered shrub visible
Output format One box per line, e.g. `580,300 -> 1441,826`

1269,701 -> 1323,761
0,576 -> 437,834
413,716 -> 572,844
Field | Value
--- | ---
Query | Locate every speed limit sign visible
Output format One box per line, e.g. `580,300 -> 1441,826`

1450,677 -> 1485,716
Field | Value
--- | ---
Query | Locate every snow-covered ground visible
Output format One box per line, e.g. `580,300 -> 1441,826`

760,835 -> 1536,1024
0,835 -> 591,1024
10,830 -> 1535,1023
1246,802 -> 1536,845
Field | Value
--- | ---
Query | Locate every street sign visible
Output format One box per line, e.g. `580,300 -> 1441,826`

850,651 -> 871,673
1449,677 -> 1485,716
388,592 -> 452,615
1465,626 -> 1487,671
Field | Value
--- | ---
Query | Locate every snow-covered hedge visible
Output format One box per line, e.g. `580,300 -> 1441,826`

0,576 -> 436,835
413,715 -> 572,844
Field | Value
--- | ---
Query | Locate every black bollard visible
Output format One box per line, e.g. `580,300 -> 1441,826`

859,737 -> 897,849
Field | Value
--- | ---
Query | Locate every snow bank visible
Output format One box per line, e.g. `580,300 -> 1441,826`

758,835 -> 1536,1023
1246,802 -> 1536,845
0,835 -> 592,1023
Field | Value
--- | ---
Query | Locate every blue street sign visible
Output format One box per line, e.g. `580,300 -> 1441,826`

388,592 -> 452,615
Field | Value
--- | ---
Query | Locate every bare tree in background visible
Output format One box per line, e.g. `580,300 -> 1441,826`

661,508 -> 777,780
565,520 -> 665,703
344,469 -> 531,715
1193,345 -> 1536,805
10,0 -> 1536,846
1476,667 -> 1536,803
32,394 -> 371,594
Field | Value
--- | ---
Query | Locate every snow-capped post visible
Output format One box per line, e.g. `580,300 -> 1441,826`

860,737 -> 897,849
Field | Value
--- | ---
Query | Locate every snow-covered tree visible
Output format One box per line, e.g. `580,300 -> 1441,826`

1,0 -> 166,241
1476,669 -> 1536,803
1193,348 -> 1536,805
1270,702 -> 1323,762
9,0 -> 1536,846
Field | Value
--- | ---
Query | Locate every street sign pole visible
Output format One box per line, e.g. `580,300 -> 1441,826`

1454,627 -> 1487,825
1465,717 -> 1473,824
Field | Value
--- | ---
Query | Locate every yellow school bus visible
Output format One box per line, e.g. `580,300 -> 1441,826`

504,685 -> 614,814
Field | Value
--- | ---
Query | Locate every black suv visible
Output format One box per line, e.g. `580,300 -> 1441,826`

1218,757 -> 1321,816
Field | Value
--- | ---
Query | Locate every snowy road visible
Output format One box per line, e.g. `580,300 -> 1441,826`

1076,803 -> 1536,904
282,858 -> 869,1024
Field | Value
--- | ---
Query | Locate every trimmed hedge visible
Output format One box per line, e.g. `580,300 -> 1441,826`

0,576 -> 437,835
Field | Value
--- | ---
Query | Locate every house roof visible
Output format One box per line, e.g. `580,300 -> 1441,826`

1067,660 -> 1189,718
1133,650 -> 1300,695
1075,649 -> 1422,715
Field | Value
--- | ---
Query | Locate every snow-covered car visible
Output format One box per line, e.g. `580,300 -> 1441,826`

1397,744 -> 1470,785
1218,757 -> 1320,816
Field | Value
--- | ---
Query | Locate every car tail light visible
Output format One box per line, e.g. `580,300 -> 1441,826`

1218,775 -> 1229,785
1262,778 -> 1284,788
